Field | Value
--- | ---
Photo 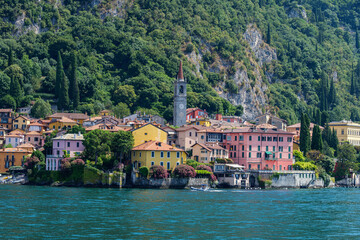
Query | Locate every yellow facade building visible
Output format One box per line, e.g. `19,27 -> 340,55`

0,147 -> 33,173
131,141 -> 186,170
13,115 -> 30,131
47,113 -> 88,125
329,120 -> 360,146
49,117 -> 78,130
131,123 -> 168,147
188,119 -> 211,127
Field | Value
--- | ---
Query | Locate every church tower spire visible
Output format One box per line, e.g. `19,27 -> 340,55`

173,61 -> 187,127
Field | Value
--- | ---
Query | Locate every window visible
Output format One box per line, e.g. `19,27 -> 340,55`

287,137 -> 292,142
189,132 -> 192,137
160,161 -> 164,166
273,165 -> 275,170
230,152 -> 233,158
167,162 -> 170,170
273,146 -> 275,151
151,151 -> 155,158
242,152 -> 244,158
227,136 -> 231,141
267,136 -> 272,141
249,152 -> 251,158
34,137 -> 39,142
57,142 -> 59,147
234,152 -> 236,158
248,164 -> 251,169
273,137 -> 278,142
201,135 -> 204,140
249,136 -> 252,141
288,147 -> 291,152
176,162 -> 180,166
280,153 -> 282,159
258,146 -> 260,151
279,137 -> 283,142
257,153 -> 261,158
160,151 -> 164,158
257,164 -> 260,170
8,138 -> 11,142
249,145 -> 252,151
235,136 -> 237,141
279,146 -> 283,152
242,145 -> 244,151
133,152 -> 136,157
57,151 -> 60,155
140,152 -> 142,158
234,145 -> 237,151
258,136 -> 260,141
176,152 -> 180,158
151,161 -> 155,166
341,129 -> 344,135
280,165 -> 282,170
138,162 -> 141,168
239,135 -> 244,141
266,146 -> 269,151
288,154 -> 291,159
145,133 -> 148,135
67,142 -> 70,147
28,137 -> 30,141
167,152 -> 170,158
262,136 -> 266,141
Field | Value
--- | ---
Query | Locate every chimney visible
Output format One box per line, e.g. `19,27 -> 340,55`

215,114 -> 223,121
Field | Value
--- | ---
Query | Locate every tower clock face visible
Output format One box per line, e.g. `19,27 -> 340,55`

179,104 -> 184,109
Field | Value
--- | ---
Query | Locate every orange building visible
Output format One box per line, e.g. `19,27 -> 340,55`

0,147 -> 33,173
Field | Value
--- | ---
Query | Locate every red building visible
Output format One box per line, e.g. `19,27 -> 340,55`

186,108 -> 208,121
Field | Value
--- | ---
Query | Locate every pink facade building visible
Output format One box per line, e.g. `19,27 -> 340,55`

46,133 -> 85,171
222,127 -> 295,171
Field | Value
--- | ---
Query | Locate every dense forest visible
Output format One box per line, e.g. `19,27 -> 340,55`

0,0 -> 360,124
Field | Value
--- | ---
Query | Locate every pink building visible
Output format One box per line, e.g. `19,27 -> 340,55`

46,133 -> 85,171
186,108 -> 208,121
222,127 -> 294,171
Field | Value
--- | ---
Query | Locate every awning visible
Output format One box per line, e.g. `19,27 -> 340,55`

225,164 -> 245,169
265,151 -> 272,155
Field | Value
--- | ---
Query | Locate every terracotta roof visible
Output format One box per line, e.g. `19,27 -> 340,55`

0,147 -> 32,153
175,125 -> 207,132
47,112 -> 88,120
6,135 -> 24,138
223,127 -> 294,135
85,124 -> 124,132
131,123 -> 167,134
287,123 -> 324,130
84,116 -> 102,122
177,61 -> 184,80
15,115 -> 30,120
17,143 -> 35,149
54,117 -> 77,124
0,109 -> 12,113
256,123 -> 277,129
29,122 -> 45,127
8,130 -> 25,135
192,143 -> 226,151
132,141 -> 184,151
26,131 -> 42,136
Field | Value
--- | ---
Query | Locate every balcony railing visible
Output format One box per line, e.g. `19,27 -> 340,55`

46,155 -> 62,158
265,157 -> 278,161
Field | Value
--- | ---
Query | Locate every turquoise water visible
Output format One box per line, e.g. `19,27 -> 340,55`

0,186 -> 359,239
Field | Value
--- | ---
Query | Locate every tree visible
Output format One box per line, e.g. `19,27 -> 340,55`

111,131 -> 134,165
31,98 -> 52,118
113,103 -> 131,118
322,122 -> 331,144
10,76 -> 23,107
311,125 -> 323,151
300,113 -> 311,156
8,48 -> 14,67
329,127 -> 339,153
337,143 -> 356,163
356,30 -> 359,50
55,51 -> 69,110
0,95 -> 16,109
321,111 -> 329,127
267,23 -> 271,45
319,72 -> 328,111
113,85 -> 137,107
31,150 -> 45,162
0,72 -> 11,99
82,130 -> 112,166
68,51 -> 80,109
67,125 -> 86,134
328,79 -> 336,107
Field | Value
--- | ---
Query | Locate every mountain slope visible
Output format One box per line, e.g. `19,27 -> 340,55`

0,0 -> 359,124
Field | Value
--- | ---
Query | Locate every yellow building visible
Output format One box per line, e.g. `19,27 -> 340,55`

0,109 -> 13,130
188,118 -> 211,127
131,141 -> 186,170
13,115 -> 30,131
131,123 -> 168,147
49,117 -> 78,130
0,147 -> 33,173
99,110 -> 112,116
329,120 -> 360,146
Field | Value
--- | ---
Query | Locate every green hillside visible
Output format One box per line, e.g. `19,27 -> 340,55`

0,0 -> 359,124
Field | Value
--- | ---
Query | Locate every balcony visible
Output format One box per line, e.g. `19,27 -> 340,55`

46,155 -> 62,159
264,157 -> 278,161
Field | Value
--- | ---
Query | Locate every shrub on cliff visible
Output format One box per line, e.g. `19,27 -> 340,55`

139,166 -> 149,178
173,165 -> 196,178
196,165 -> 213,172
60,158 -> 72,171
71,159 -> 85,166
149,165 -> 168,179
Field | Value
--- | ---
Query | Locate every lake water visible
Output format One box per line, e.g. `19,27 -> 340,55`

1,185 -> 360,239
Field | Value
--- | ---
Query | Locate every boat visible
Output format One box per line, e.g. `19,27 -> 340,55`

190,185 -> 210,191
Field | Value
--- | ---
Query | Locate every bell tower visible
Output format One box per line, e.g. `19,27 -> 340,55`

173,61 -> 187,127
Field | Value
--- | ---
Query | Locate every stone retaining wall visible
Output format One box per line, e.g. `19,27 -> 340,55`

132,177 -> 209,189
